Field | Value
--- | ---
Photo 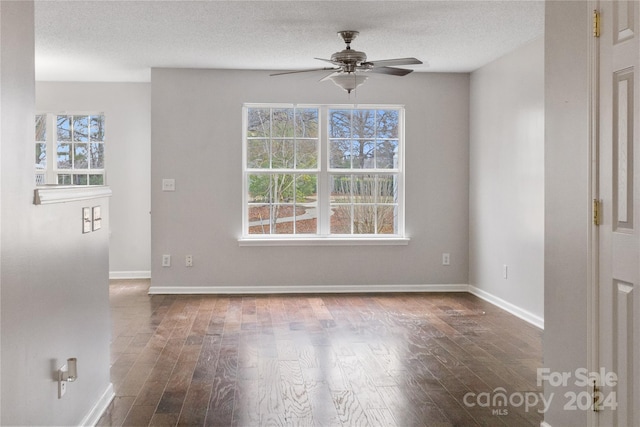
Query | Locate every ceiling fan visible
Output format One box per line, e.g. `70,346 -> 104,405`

271,30 -> 423,93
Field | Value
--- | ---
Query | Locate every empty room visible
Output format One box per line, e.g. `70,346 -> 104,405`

1,1 -> 637,426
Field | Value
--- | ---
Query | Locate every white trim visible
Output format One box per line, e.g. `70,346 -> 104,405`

468,285 -> 544,329
34,185 -> 112,205
238,236 -> 410,246
540,422 -> 552,427
79,383 -> 114,427
149,283 -> 469,295
109,271 -> 151,280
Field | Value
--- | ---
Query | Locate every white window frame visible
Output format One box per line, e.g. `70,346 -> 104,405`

240,103 -> 409,246
35,112 -> 106,186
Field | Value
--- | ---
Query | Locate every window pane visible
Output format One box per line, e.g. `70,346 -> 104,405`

330,139 -> 351,168
57,174 -> 71,185
329,110 -> 351,138
377,110 -> 399,138
248,174 -> 272,203
296,174 -> 317,202
351,110 -> 376,138
73,174 -> 88,185
73,116 -> 89,142
295,109 -> 318,138
273,204 -> 295,234
272,139 -> 294,169
89,174 -> 104,185
74,143 -> 88,169
57,116 -> 72,141
90,143 -> 104,169
376,140 -> 398,169
35,143 -> 46,169
57,143 -> 71,169
247,139 -> 269,168
377,174 -> 398,203
352,140 -> 375,169
90,116 -> 105,141
271,173 -> 295,202
35,115 -> 46,141
330,204 -> 351,234
296,139 -> 317,169
247,108 -> 271,138
353,205 -> 376,234
248,204 -> 270,234
377,205 -> 397,234
353,175 -> 376,201
295,174 -> 317,234
294,203 -> 317,234
330,174 -> 352,203
272,109 -> 294,138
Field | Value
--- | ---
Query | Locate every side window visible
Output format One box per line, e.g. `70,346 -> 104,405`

35,113 -> 106,186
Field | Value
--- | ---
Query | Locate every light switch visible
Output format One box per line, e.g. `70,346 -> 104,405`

162,179 -> 175,192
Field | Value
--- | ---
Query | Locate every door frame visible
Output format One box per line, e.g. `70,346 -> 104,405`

589,1 -> 600,426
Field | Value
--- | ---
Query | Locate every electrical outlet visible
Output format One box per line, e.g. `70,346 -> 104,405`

442,253 -> 450,266
185,255 -> 193,267
162,254 -> 171,267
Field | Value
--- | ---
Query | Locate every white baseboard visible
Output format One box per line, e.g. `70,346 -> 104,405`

80,383 -> 114,427
109,270 -> 151,280
148,283 -> 470,295
468,285 -> 544,329
540,422 -> 552,427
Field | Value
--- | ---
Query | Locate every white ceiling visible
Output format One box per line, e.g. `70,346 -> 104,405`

34,0 -> 544,82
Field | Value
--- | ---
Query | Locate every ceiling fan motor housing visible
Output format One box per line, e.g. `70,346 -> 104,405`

331,49 -> 367,72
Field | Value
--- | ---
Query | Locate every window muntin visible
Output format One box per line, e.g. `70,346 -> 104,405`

243,104 -> 404,239
34,113 -> 105,186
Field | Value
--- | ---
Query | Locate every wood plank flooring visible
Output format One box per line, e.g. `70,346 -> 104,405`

97,280 -> 543,426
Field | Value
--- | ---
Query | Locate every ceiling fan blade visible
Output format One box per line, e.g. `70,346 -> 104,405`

270,67 -> 338,77
368,66 -> 414,77
364,57 -> 423,67
315,57 -> 344,66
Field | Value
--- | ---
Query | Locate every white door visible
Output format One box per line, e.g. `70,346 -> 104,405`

598,1 -> 640,425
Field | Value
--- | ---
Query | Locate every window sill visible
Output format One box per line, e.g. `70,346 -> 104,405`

34,185 -> 112,205
238,236 -> 410,247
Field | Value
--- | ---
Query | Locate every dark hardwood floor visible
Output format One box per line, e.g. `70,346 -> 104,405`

97,280 -> 543,427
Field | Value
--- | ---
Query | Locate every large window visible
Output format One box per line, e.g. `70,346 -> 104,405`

35,113 -> 105,186
243,104 -> 405,240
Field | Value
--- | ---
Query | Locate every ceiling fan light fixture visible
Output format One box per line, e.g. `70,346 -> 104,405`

330,73 -> 368,94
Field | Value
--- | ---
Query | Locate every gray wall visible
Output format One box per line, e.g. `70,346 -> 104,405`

1,2 -> 112,425
150,69 -> 470,290
36,82 -> 152,278
469,37 -> 545,325
544,1 -> 591,426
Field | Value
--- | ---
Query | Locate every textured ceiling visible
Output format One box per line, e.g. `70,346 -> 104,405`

34,0 -> 544,82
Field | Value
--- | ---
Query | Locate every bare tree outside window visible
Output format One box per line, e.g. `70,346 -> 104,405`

329,109 -> 399,234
